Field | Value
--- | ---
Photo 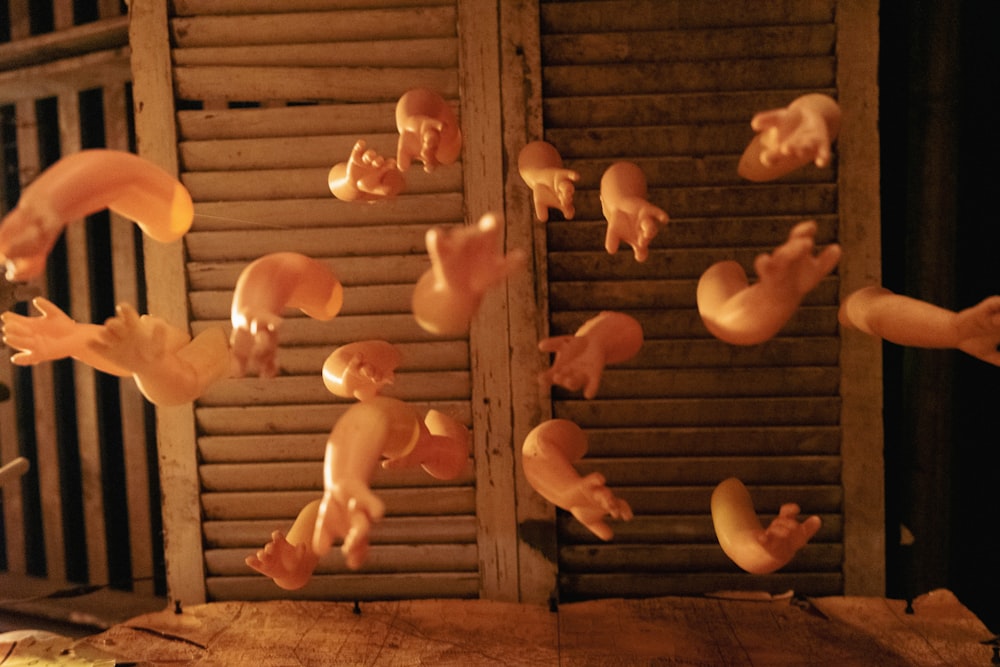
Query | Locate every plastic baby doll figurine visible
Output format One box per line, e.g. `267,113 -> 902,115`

599,161 -> 669,263
538,310 -> 643,399
696,220 -> 841,346
247,396 -> 470,584
230,252 -> 343,378
0,149 -> 193,282
839,286 -> 1000,366
737,93 -> 841,182
522,419 -> 633,541
322,340 -> 403,401
411,213 -> 526,336
517,140 -> 580,222
395,87 -> 462,173
711,477 -> 821,574
2,297 -> 230,405
328,139 -> 406,202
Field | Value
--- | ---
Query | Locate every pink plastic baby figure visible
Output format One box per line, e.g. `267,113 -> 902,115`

711,477 -> 821,574
517,140 -> 580,222
322,340 -> 403,401
840,286 -> 1000,366
522,419 -> 633,541
230,252 -> 343,378
328,139 -> 406,202
395,88 -> 462,173
538,311 -> 643,399
411,213 -> 526,336
737,93 -> 841,183
599,161 -> 669,263
0,149 -> 193,282
2,297 -> 229,406
696,220 -> 841,346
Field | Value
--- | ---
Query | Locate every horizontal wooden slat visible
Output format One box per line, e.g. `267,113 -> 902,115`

188,255 -> 431,289
184,225 -> 433,260
190,283 -> 418,320
543,58 -> 835,97
174,65 -> 458,103
574,456 -> 841,487
558,514 -> 842,545
618,484 -> 842,514
205,543 -> 478,576
559,157 -> 833,189
178,103 -> 398,140
561,366 -> 839,400
554,397 -> 841,428
193,314 -> 455,347
0,48 -> 131,104
549,122 -> 751,158
557,572 -> 843,601
172,0 -> 451,16
200,462 -> 475,493
620,338 -> 841,369
200,433 -> 326,462
206,572 -> 479,601
540,1 -> 835,34
174,38 -> 458,68
199,370 -> 471,406
204,515 -> 478,548
558,543 -> 843,573
195,400 -> 471,436
202,487 -> 476,520
543,89 -> 835,127
171,8 -> 456,47
542,25 -> 835,65
547,216 -> 839,251
582,426 -> 841,458
547,279 -> 839,310
0,15 -> 128,71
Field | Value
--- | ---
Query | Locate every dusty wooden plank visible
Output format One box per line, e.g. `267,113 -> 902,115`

554,396 -> 842,428
177,102 -> 400,139
190,282 -> 418,319
540,0 -> 836,33
187,254 -> 430,289
542,24 -> 836,65
201,488 -> 476,520
184,226 -> 432,260
205,543 -> 478,576
173,38 -> 458,68
558,513 -> 841,545
582,425 -> 842,458
619,484 -> 843,514
626,337 -> 841,369
0,15 -> 128,70
191,314 -> 447,346
170,7 -> 457,47
189,194 -> 463,230
174,65 -> 457,103
558,572 -> 844,600
570,455 -> 842,487
0,48 -> 132,104
199,433 -> 327,463
543,58 -> 835,97
559,543 -> 843,572
179,133 -> 399,170
203,515 -> 478,548
254,340 -> 468,377
172,0 -> 452,15
199,462 -> 475,494
206,573 -> 481,601
546,122 -> 750,157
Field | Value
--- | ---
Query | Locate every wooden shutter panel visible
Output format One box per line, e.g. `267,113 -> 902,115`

538,0 -> 851,601
136,0 -> 481,601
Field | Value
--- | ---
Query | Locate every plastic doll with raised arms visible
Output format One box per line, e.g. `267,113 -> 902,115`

395,87 -> 462,173
538,310 -> 643,399
522,418 -> 633,541
0,149 -> 193,282
737,93 -> 841,183
517,140 -> 580,222
696,220 -> 842,346
1,297 -> 229,406
599,161 -> 669,263
839,286 -> 1000,366
711,477 -> 821,574
328,139 -> 405,202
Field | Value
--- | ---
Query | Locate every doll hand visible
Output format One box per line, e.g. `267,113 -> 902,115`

568,472 -> 634,541
245,530 -> 314,591
604,202 -> 669,263
346,139 -> 404,198
954,295 -> 1000,366
1,296 -> 77,365
397,115 -> 445,172
528,168 -> 580,222
230,310 -> 282,378
538,334 -> 606,399
312,482 -> 385,570
758,503 -> 822,564
89,303 -> 168,372
753,105 -> 833,169
0,204 -> 62,282
429,214 -> 526,296
753,220 -> 842,299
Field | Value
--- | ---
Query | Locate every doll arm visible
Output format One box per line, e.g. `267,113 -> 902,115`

328,139 -> 405,202
737,93 -> 841,182
246,500 -> 322,590
381,408 -> 471,480
522,419 -> 633,541
0,149 -> 193,281
840,287 -> 1000,365
711,477 -> 821,574
697,221 -> 841,345
230,252 -> 343,378
2,296 -> 131,376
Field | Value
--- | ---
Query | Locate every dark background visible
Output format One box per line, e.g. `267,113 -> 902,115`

880,0 -> 1000,633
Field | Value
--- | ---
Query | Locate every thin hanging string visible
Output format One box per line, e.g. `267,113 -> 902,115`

192,212 -> 295,230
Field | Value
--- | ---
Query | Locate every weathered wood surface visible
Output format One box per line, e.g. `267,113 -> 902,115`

50,591 -> 992,666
